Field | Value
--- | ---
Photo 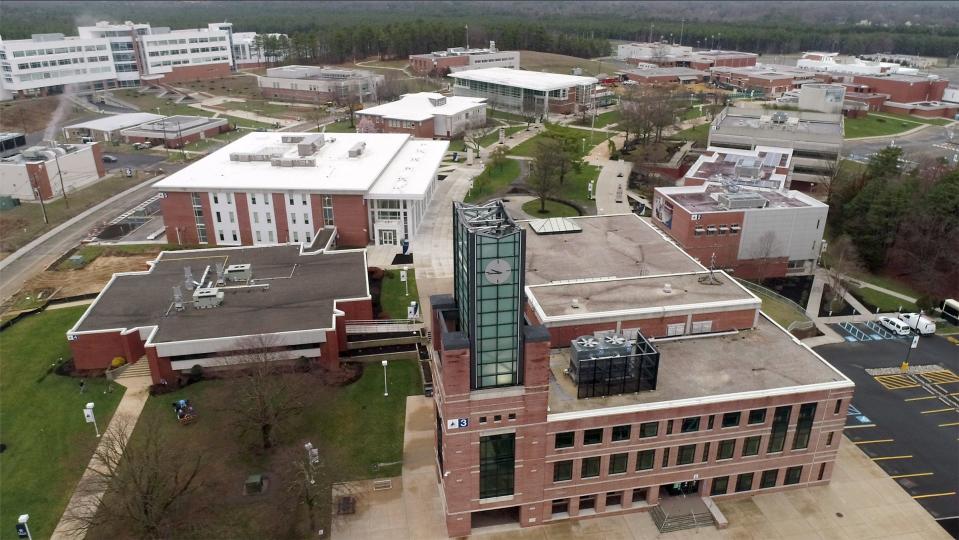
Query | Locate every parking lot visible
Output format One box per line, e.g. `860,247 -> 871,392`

816,336 -> 959,538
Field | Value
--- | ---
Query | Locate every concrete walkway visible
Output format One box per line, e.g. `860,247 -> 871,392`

51,375 -> 152,540
590,157 -> 632,215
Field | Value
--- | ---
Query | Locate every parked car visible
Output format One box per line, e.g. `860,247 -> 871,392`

896,313 -> 936,335
878,316 -> 911,336
101,154 -> 118,163
132,142 -> 152,150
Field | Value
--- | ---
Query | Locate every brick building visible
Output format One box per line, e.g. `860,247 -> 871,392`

652,180 -> 827,278
66,242 -> 371,384
621,67 -> 708,86
709,65 -> 818,97
617,43 -> 757,70
355,93 -> 487,139
119,115 -> 230,148
0,140 -> 106,201
153,132 -> 447,248
450,68 -> 597,118
409,42 -> 519,76
257,65 -> 384,104
428,203 -> 853,536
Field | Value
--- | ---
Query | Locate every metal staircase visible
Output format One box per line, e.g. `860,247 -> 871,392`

651,494 -> 716,533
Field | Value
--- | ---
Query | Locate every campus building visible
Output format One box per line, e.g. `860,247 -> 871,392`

709,65 -> 819,97
154,132 -> 447,248
119,115 -> 231,148
0,140 -> 106,201
409,42 -> 519,76
63,112 -> 166,142
256,65 -> 384,104
450,67 -> 597,116
67,241 -> 372,384
621,67 -> 708,86
355,93 -> 487,139
617,43 -> 757,70
231,31 -> 287,67
708,106 -> 844,191
428,203 -> 854,536
796,52 -> 919,77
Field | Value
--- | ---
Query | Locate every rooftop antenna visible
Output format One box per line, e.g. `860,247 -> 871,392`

183,266 -> 195,291
172,286 -> 184,311
699,252 -> 723,285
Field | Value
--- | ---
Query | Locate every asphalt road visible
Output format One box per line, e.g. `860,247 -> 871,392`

815,336 -> 959,538
0,162 -> 186,301
844,123 -> 959,163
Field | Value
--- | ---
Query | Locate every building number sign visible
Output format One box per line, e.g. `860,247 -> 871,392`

447,418 -> 469,430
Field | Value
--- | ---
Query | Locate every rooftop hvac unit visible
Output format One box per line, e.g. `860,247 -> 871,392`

224,263 -> 252,283
734,161 -> 762,179
297,133 -> 325,156
567,332 -> 659,398
192,287 -> 224,309
348,141 -> 366,157
771,111 -> 789,124
428,96 -> 447,107
717,192 -> 769,210
281,135 -> 305,143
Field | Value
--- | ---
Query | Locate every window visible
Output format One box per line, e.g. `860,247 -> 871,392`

232,231 -> 238,242
717,439 -> 735,460
742,436 -> 761,456
255,231 -> 261,242
213,193 -> 219,204
834,400 -> 843,415
493,415 -> 502,422
609,453 -> 628,474
666,420 -> 674,435
611,425 -> 631,442
479,434 -> 515,499
681,417 -> 700,433
218,230 -> 224,241
291,213 -> 297,224
722,412 -> 741,428
579,494 -> 596,511
289,194 -> 295,205
707,415 -> 715,430
760,469 -> 778,489
555,432 -> 574,449
551,499 -> 569,516
636,449 -> 655,470
605,491 -> 623,508
301,193 -> 307,205
748,408 -> 767,425
666,323 -> 685,337
583,428 -> 603,445
784,466 -> 802,485
553,460 -> 573,482
702,441 -> 711,462
792,403 -> 817,450
508,413 -> 516,420
228,212 -> 235,224
304,213 -> 310,224
826,432 -> 834,447
266,213 -> 272,224
293,232 -> 299,242
661,447 -> 670,468
639,422 -> 658,438
215,211 -> 222,223
677,444 -> 696,465
818,463 -> 826,481
268,231 -> 274,242
479,416 -> 487,424
322,195 -> 334,225
581,456 -> 601,478
735,473 -> 754,492
251,194 -> 257,204
253,212 -> 259,224
711,476 -> 729,496
767,405 -> 792,453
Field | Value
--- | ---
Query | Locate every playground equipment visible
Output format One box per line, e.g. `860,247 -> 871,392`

172,399 -> 197,425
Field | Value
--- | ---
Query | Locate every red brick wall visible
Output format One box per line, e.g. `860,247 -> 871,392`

160,191 -> 200,245
653,194 -> 744,269
70,331 -> 127,370
331,195 -> 369,247
271,193 -> 289,243
712,56 -> 758,68
146,347 -> 176,385
542,308 -> 758,347
234,192 -> 254,245
310,194 -> 325,234
91,142 -> 106,177
730,256 -> 790,280
159,62 -> 231,84
852,75 -> 947,103
24,162 -> 53,200
409,55 -> 469,75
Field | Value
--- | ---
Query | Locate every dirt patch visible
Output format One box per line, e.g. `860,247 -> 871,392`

0,95 -> 87,133
22,255 -> 156,298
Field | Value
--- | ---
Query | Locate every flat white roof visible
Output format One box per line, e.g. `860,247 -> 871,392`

65,113 -> 166,132
450,67 -> 598,92
367,138 -> 448,200
153,132 -> 445,198
357,93 -> 486,122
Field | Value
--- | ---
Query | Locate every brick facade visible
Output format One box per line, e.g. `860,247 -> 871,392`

409,55 -> 469,75
331,195 -> 369,247
157,62 -> 231,84
852,75 -> 948,103
160,191 -> 201,245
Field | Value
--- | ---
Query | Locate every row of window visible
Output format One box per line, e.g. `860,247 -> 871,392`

710,465 -> 809,496
11,44 -> 108,57
553,402 -> 828,450
15,65 -> 113,82
16,56 -> 110,70
694,224 -> 741,236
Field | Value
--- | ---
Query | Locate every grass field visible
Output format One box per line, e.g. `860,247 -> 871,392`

746,284 -> 812,330
869,113 -> 953,126
319,120 -> 357,133
522,199 -> 580,217
574,109 -> 622,128
669,123 -> 710,147
94,358 -> 420,537
115,90 -> 274,129
509,124 -> 604,158
843,113 -> 925,139
465,159 -> 522,203
0,306 -> 125,540
0,174 -> 146,256
0,95 -> 89,133
519,50 -> 621,76
555,163 -> 601,203
380,269 -> 419,319
176,74 -> 262,98
849,285 -> 918,313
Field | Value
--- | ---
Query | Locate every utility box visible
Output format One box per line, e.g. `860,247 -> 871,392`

193,288 -> 224,309
245,474 -> 265,494
224,264 -> 252,283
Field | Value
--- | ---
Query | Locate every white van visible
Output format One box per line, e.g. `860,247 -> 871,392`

897,313 -> 936,335
878,316 -> 911,336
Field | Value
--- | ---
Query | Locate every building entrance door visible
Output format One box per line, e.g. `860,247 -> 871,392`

661,480 -> 700,497
378,229 -> 397,245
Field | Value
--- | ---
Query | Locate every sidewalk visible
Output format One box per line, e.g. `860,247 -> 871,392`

51,375 -> 152,540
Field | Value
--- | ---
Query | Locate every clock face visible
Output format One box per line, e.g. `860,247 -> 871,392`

483,258 -> 512,284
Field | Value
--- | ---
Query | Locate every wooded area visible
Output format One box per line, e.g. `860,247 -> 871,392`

2,1 -> 956,61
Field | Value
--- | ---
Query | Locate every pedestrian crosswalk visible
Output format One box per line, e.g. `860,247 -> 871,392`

920,369 -> 959,386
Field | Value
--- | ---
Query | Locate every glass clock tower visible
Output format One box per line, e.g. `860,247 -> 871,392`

452,201 -> 526,389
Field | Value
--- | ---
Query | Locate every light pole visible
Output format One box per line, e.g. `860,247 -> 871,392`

83,402 -> 100,437
581,138 -> 586,154
16,514 -> 31,540
381,360 -> 389,397
401,266 -> 409,296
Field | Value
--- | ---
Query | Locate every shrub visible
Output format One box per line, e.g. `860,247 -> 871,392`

188,364 -> 204,384
111,356 -> 126,369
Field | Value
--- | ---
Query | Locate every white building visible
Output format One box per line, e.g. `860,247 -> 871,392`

0,33 -> 116,100
796,52 -> 919,76
257,65 -> 384,103
355,93 -> 487,138
153,132 -> 448,247
63,112 -> 166,142
409,42 -> 519,75
449,67 -> 597,117
232,31 -> 286,66
0,141 -> 104,201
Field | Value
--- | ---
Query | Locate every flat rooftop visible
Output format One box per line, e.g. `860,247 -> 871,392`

450,67 -> 597,91
357,93 -> 486,122
528,270 -> 757,320
518,214 -> 703,286
547,316 -> 851,416
71,245 -> 368,344
711,64 -> 812,80
659,184 -> 823,213
627,67 -> 707,78
685,145 -> 792,190
152,132 -> 448,197
125,115 -> 224,133
714,106 -> 843,138
263,65 -> 376,80
65,113 -> 165,132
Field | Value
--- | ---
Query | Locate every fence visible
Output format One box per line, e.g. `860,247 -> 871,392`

734,279 -> 814,332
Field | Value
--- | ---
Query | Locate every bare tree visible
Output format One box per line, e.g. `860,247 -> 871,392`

462,127 -> 485,155
528,138 -> 564,213
825,235 -> 863,312
227,336 -> 304,450
288,446 -> 323,534
488,145 -> 509,171
63,418 -> 202,539
749,230 -> 781,285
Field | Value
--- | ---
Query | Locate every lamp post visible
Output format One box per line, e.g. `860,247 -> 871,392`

401,266 -> 409,296
381,360 -> 389,397
16,514 -> 31,540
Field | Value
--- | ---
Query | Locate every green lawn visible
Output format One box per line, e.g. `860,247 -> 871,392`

843,113 -> 924,139
0,306 -> 125,540
521,199 -> 580,218
380,269 -> 419,319
849,285 -> 918,313
747,285 -> 812,329
319,119 -> 356,133
574,109 -> 622,128
182,128 -> 249,153
682,106 -> 705,120
488,108 -> 530,124
869,113 -> 953,126
465,159 -> 522,203
669,123 -> 710,147
447,125 -> 527,153
555,163 -> 601,203
509,124 -> 606,159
